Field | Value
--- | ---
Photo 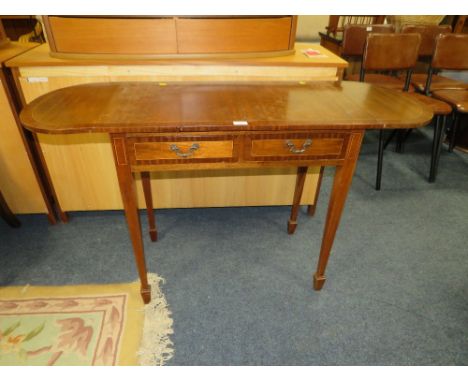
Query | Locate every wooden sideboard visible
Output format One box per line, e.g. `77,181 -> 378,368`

6,42 -> 347,215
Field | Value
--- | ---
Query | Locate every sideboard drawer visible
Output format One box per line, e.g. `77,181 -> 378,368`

245,133 -> 350,161
126,135 -> 238,165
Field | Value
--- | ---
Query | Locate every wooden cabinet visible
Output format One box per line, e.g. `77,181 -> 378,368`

43,16 -> 297,59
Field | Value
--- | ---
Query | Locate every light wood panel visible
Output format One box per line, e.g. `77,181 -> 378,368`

7,43 -> 347,68
19,65 -> 339,82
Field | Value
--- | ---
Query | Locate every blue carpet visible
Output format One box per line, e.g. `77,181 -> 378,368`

1,126 -> 467,365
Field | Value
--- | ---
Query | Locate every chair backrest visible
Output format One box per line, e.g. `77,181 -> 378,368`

362,33 -> 421,71
401,24 -> 452,57
326,15 -> 386,37
432,33 -> 468,70
342,24 -> 395,57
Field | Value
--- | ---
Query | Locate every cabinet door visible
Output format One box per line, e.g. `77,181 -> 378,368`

48,16 -> 178,54
176,17 -> 294,54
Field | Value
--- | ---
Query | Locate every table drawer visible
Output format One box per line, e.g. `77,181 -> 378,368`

245,133 -> 349,161
127,135 -> 238,164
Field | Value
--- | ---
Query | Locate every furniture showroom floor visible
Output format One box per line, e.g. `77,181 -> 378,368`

1,125 -> 467,365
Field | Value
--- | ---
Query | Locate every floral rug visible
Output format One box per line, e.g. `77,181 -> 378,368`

0,274 -> 173,366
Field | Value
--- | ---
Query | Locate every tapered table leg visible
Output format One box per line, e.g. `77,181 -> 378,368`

307,166 -> 325,217
288,166 -> 308,234
141,171 -> 158,242
0,190 -> 21,228
313,132 -> 364,290
111,135 -> 151,304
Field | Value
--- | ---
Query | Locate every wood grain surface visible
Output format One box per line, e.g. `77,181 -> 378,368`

20,81 -> 433,134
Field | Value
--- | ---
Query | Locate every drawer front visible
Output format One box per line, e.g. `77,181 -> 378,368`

127,135 -> 238,165
245,133 -> 350,161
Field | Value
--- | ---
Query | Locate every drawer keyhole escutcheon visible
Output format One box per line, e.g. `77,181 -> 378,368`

170,143 -> 200,158
285,139 -> 312,154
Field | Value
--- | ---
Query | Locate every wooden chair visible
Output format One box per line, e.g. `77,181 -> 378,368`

319,16 -> 386,56
401,24 -> 452,59
325,16 -> 386,38
0,189 -> 20,228
350,33 -> 453,188
346,31 -> 416,90
410,33 -> 468,95
340,24 -> 395,78
432,91 -> 468,152
424,34 -> 468,152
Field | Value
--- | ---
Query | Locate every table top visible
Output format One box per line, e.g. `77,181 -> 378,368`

6,42 -> 347,68
20,81 -> 433,135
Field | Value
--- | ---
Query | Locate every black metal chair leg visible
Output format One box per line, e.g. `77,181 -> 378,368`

400,129 -> 413,153
376,130 -> 384,191
448,113 -> 459,153
395,130 -> 405,153
429,115 -> 441,183
383,129 -> 397,150
430,115 -> 447,183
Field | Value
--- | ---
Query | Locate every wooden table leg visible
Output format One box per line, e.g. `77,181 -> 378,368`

0,190 -> 21,228
141,171 -> 158,242
288,166 -> 308,234
307,166 -> 325,217
313,132 -> 364,290
111,135 -> 151,304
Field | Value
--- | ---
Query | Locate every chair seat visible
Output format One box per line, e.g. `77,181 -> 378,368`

432,90 -> 468,113
401,92 -> 453,115
346,73 -> 412,90
410,73 -> 468,92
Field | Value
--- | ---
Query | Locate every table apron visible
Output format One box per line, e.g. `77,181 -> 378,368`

116,130 -> 362,172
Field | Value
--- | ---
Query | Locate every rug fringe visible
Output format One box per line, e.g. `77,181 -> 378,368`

137,273 -> 174,366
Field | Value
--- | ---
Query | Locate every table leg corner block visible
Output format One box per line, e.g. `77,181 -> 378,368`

287,219 -> 298,234
149,229 -> 158,242
313,274 -> 326,290
140,285 -> 152,304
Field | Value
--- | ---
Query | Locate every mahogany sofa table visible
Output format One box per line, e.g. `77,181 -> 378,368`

19,81 -> 432,303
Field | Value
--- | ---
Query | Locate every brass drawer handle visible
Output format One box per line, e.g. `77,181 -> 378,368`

170,143 -> 200,158
285,139 -> 312,154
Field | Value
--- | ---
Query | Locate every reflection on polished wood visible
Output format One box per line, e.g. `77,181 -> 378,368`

20,81 -> 432,303
21,82 -> 431,134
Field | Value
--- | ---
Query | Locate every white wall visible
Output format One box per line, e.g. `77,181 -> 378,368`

296,15 -> 330,42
